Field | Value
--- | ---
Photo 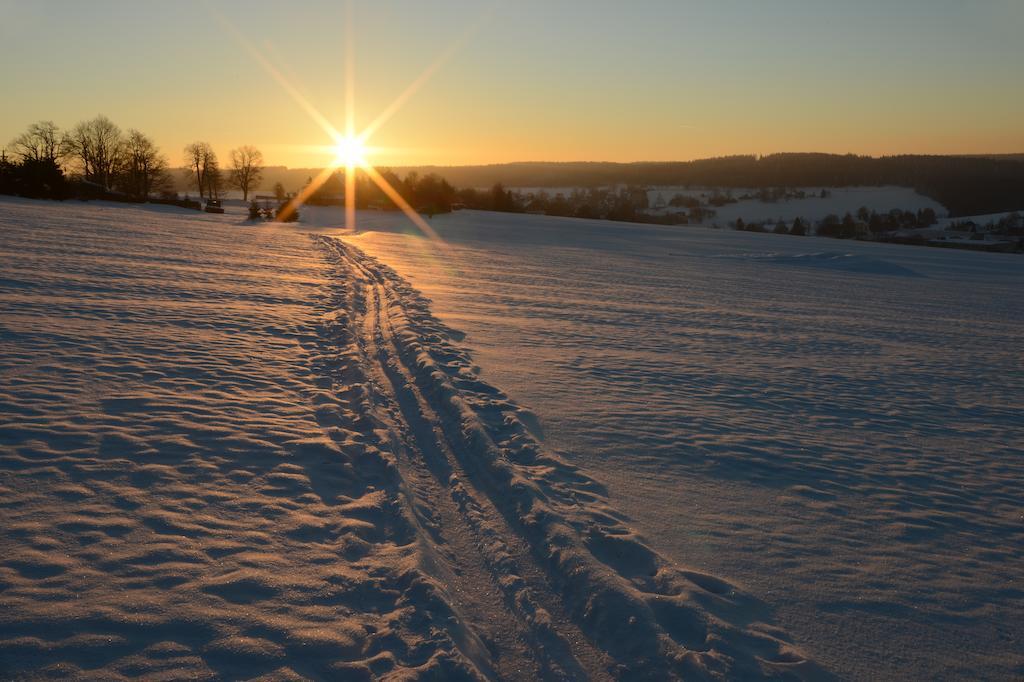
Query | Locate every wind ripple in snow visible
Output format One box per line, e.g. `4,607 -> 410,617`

342,208 -> 1024,681
313,235 -> 831,680
712,251 -> 922,277
0,198 -> 828,680
0,199 -> 477,680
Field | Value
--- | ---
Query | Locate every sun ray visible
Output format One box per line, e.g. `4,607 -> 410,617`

345,164 -> 356,230
211,0 -> 495,237
208,5 -> 342,143
344,0 -> 357,231
361,163 -> 451,251
345,0 -> 356,140
278,165 -> 339,222
357,9 -> 495,143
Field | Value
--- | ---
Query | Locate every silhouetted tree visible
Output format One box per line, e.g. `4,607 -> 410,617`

9,121 -> 63,164
0,149 -> 13,194
273,181 -> 286,203
183,141 -> 216,199
409,172 -> 455,214
789,217 -> 807,235
869,211 -> 885,234
64,115 -> 124,190
574,203 -> 597,219
628,186 -> 649,209
547,193 -> 572,217
10,157 -> 68,199
817,213 -> 840,237
490,183 -> 520,212
305,170 -> 344,205
119,129 -> 169,200
606,192 -> 638,221
377,154 -> 1023,217
361,168 -> 401,208
205,162 -> 224,200
229,145 -> 263,201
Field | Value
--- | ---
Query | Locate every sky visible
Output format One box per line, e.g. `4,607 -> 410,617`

2,0 -> 1023,168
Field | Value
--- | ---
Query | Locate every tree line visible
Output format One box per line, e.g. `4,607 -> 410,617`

456,184 -> 679,223
1,117 -> 265,204
283,155 -> 1022,223
292,171 -> 669,223
7,120 -> 1020,226
299,168 -> 458,216
388,154 -> 1024,217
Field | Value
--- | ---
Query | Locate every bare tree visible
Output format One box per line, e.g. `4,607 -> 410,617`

205,159 -> 224,200
63,115 -> 124,190
119,129 -> 169,200
228,145 -> 263,201
183,141 -> 217,199
9,121 -> 63,163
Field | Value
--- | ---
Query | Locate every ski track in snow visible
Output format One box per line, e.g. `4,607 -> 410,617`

338,208 -> 1024,682
0,197 -> 826,680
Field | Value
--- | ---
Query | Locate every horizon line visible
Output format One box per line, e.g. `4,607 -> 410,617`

162,151 -> 1024,172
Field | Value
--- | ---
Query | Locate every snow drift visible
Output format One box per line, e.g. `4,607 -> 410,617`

0,198 -> 825,680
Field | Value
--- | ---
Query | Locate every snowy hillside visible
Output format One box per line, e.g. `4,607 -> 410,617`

341,208 -> 1024,681
693,186 -> 945,225
0,198 -> 825,680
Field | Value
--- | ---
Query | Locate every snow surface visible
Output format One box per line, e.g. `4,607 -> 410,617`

650,186 -> 947,225
334,208 -> 1024,681
511,185 -> 947,225
0,197 -> 826,680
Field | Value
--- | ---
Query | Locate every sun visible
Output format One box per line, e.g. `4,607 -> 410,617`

331,135 -> 367,168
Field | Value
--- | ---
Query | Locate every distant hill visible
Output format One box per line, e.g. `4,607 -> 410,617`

398,155 -> 1024,216
965,153 -> 1024,162
173,154 -> 1024,217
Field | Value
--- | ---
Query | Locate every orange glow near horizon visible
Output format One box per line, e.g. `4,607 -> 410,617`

4,3 -> 1024,169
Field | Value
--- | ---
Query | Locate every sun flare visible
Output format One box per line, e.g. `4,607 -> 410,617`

331,135 -> 367,168
219,5 -> 455,238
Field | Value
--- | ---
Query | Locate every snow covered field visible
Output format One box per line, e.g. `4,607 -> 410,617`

338,209 -> 1024,681
644,186 -> 947,225
0,197 -> 825,680
703,187 -> 946,226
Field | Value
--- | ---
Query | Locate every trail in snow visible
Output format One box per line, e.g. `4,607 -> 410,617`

340,207 -> 1024,681
316,235 -> 829,680
0,198 -> 825,680
0,198 -> 477,680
